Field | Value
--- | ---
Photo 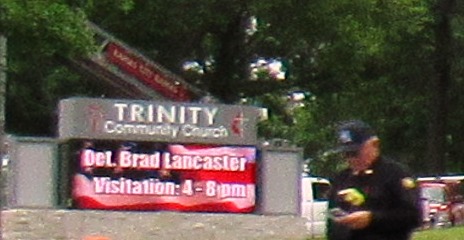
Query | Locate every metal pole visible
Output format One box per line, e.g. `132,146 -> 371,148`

0,35 -> 6,137
0,34 -> 6,240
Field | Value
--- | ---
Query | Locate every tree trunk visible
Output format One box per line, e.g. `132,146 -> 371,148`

210,11 -> 250,104
426,0 -> 455,174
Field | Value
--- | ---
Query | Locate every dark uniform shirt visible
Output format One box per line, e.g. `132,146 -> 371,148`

327,157 -> 422,240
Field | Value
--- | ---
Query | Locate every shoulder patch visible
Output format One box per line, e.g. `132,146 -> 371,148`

401,177 -> 416,189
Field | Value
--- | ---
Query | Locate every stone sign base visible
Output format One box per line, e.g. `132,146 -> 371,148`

1,209 -> 312,240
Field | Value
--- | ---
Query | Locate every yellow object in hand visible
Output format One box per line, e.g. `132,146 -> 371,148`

338,188 -> 365,206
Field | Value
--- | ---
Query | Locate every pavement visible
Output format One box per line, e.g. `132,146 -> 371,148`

0,209 -> 312,240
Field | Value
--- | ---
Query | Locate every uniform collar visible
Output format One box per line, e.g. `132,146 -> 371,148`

351,157 -> 381,175
352,168 -> 374,176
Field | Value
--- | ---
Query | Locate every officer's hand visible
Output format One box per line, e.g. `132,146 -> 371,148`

335,211 -> 372,229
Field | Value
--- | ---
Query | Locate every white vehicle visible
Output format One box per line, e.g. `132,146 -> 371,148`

301,175 -> 331,237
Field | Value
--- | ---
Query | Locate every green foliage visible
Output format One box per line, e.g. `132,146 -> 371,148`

1,0 -> 95,57
251,0 -> 437,175
0,0 -> 121,135
1,0 -> 463,176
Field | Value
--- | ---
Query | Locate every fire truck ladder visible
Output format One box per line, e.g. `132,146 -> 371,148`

67,22 -> 207,102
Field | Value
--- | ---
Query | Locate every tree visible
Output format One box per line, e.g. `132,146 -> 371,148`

250,0 -> 436,175
425,0 -> 456,174
1,0 -> 464,177
0,0 -> 132,135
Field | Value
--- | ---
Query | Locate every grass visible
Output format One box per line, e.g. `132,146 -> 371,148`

412,226 -> 464,240
308,226 -> 464,240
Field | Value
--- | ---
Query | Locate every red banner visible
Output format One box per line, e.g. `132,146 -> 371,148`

104,42 -> 192,101
71,141 -> 256,213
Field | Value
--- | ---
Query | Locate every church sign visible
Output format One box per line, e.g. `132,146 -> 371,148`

58,98 -> 263,213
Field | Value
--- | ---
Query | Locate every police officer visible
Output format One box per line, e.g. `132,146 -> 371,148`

326,120 -> 422,240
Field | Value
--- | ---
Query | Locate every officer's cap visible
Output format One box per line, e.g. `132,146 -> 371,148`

334,120 -> 376,153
